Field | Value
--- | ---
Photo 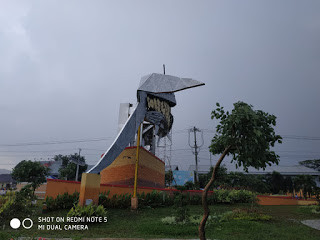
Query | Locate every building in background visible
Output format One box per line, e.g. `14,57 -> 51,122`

0,174 -> 16,190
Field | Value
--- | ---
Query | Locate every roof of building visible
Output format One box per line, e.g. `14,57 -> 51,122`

188,164 -> 320,176
0,169 -> 11,174
40,160 -> 62,175
0,174 -> 15,183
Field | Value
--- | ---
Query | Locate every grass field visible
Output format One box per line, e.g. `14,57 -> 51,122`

1,203 -> 320,240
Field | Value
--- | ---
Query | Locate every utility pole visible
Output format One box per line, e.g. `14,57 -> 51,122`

75,148 -> 82,181
188,127 -> 204,185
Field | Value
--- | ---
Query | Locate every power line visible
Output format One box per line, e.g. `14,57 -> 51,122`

0,148 -> 79,153
200,130 -> 320,141
2,131 -> 320,148
282,135 -> 320,141
0,137 -> 114,147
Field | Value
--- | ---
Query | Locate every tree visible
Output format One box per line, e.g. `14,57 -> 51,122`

227,172 -> 271,193
294,175 -> 316,199
199,165 -> 229,189
12,160 -> 50,196
299,159 -> 320,172
267,171 -> 284,194
199,102 -> 282,240
54,154 -> 71,167
165,169 -> 174,186
283,176 -> 294,195
57,153 -> 87,181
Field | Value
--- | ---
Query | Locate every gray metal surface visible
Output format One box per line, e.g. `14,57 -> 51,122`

138,73 -> 204,94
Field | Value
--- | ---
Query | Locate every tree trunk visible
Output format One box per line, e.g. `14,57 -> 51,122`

199,146 -> 231,240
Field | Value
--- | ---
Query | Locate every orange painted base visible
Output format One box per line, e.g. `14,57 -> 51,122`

100,147 -> 165,188
79,173 -> 101,206
131,197 -> 139,210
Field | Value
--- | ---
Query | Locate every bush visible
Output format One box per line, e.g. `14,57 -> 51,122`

299,205 -> 320,214
208,189 -> 257,204
161,214 -> 221,226
138,190 -> 171,208
110,193 -> 131,208
56,192 -> 79,209
44,192 -> 79,212
189,194 -> 202,205
220,208 -> 272,221
67,204 -> 107,220
99,192 -> 131,209
311,205 -> 320,214
94,189 -> 257,211
98,190 -> 175,209
173,192 -> 190,223
99,191 -> 110,207
189,214 -> 221,225
0,185 -> 34,221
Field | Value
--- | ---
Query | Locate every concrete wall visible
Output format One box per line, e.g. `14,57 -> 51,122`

45,179 -> 80,199
257,195 -> 318,205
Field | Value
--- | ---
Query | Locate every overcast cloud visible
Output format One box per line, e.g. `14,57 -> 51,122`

0,0 -> 320,171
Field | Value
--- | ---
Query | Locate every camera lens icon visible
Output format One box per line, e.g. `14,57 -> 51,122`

22,218 -> 33,229
10,218 -> 33,229
10,218 -> 21,229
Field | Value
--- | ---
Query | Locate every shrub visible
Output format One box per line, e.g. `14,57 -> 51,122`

99,191 -> 111,208
173,192 -> 190,223
311,205 -> 320,214
67,204 -> 107,220
161,214 -> 221,226
189,194 -> 202,205
99,190 -> 174,209
189,214 -> 221,225
44,192 -> 79,212
56,192 -> 79,209
99,192 -> 131,209
208,189 -> 257,204
110,193 -> 131,208
0,185 -> 34,221
44,196 -> 56,211
138,190 -> 170,208
161,216 -> 177,225
300,205 -> 320,214
220,208 -> 272,221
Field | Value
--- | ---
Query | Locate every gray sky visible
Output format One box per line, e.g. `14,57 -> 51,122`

0,0 -> 320,171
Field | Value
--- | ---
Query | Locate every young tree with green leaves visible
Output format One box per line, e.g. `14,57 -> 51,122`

12,160 -> 50,197
199,102 -> 282,240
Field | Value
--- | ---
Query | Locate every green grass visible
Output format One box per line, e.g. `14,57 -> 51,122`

2,204 -> 320,240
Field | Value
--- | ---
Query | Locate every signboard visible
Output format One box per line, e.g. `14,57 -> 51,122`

172,170 -> 194,186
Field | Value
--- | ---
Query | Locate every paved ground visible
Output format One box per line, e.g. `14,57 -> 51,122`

301,219 -> 320,230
